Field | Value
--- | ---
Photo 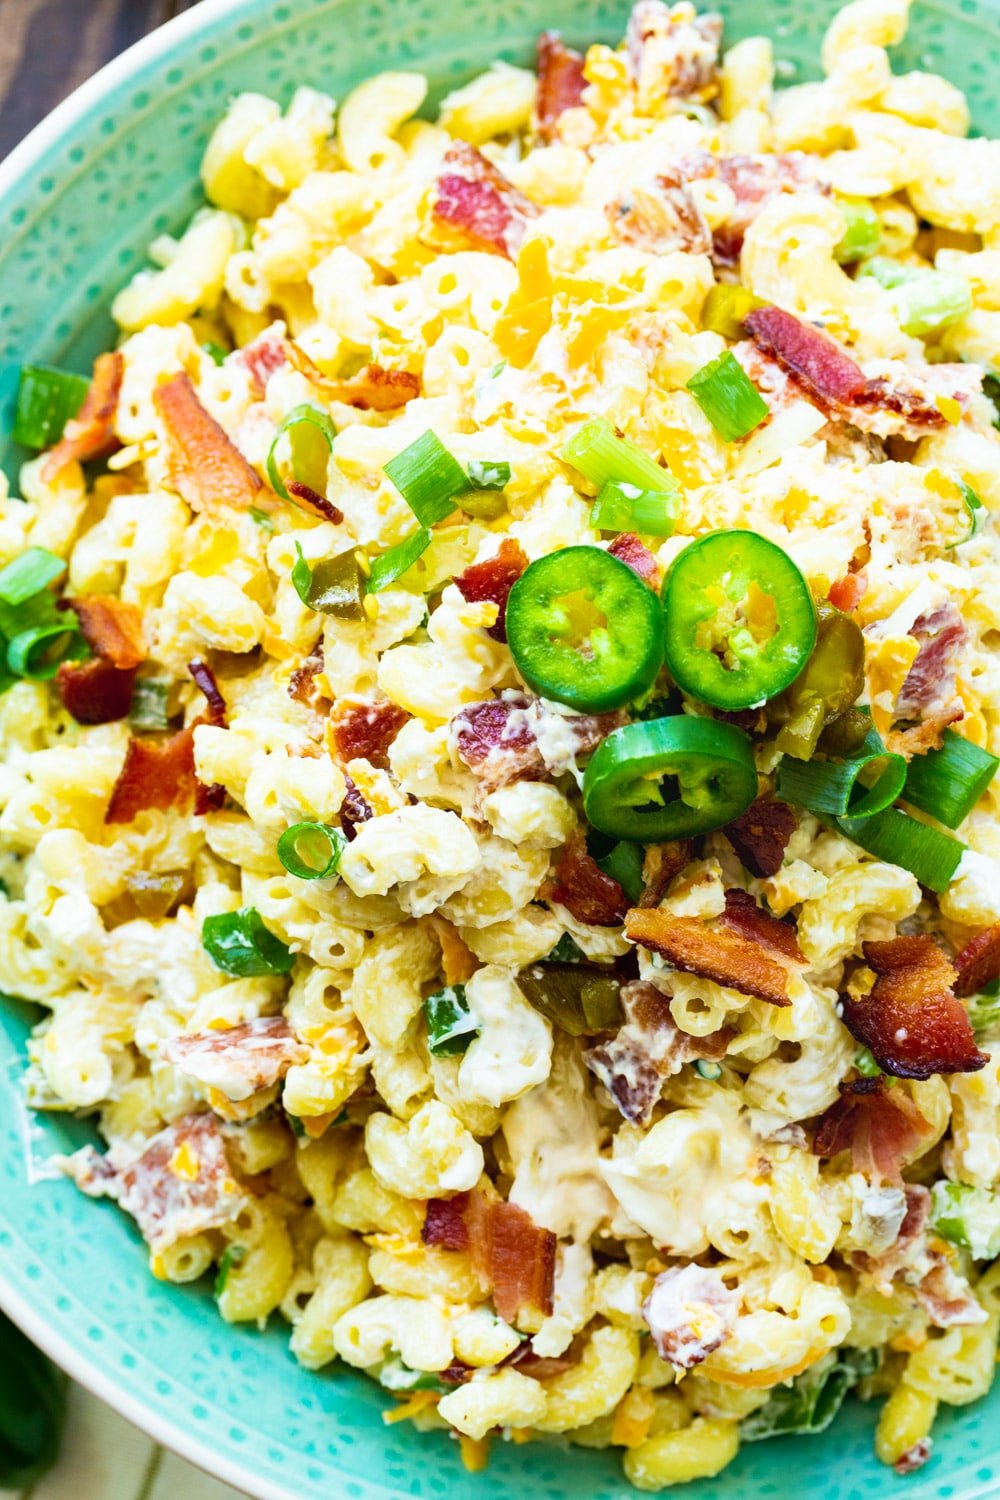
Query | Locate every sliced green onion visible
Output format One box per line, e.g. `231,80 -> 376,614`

365,530 -> 432,593
777,733 -> 906,820
948,481 -> 985,547
853,1046 -> 884,1078
201,906 -> 294,976
968,979 -> 1000,1035
686,351 -> 769,442
128,678 -> 171,731
694,1059 -> 722,1080
267,404 -> 337,502
858,257 -> 972,336
202,341 -> 230,367
0,548 -> 65,607
213,1243 -> 247,1297
424,984 -> 479,1056
249,505 -> 276,533
902,728 -> 999,829
12,365 -> 90,450
276,822 -> 345,880
838,805 -> 965,893
596,841 -> 644,904
929,1180 -> 1000,1260
701,285 -> 766,342
384,430 -> 469,527
466,460 -> 511,490
561,417 -> 678,496
833,198 -> 880,264
590,480 -> 679,536
7,621 -> 83,681
291,543 -> 365,619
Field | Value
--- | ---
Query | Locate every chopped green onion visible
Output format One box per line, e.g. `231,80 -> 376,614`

249,505 -> 276,533
201,906 -> 294,976
853,1046 -> 884,1078
561,417 -> 678,497
546,932 -> 588,964
857,256 -> 918,291
202,341 -> 230,367
213,1244 -> 247,1297
929,1180 -> 1000,1260
701,284 -> 766,341
590,480 -> 679,536
983,372 -> 1000,430
858,257 -> 972,336
267,404 -> 337,502
777,732 -> 906,820
596,840 -> 644,904
365,530 -> 432,593
7,620 -> 84,681
384,430 -> 469,527
968,979 -> 1000,1035
276,822 -> 345,881
741,1349 -> 877,1443
902,728 -> 999,829
694,1059 -> 722,1080
291,543 -> 365,618
377,1357 -> 450,1394
466,460 -> 511,490
424,984 -> 479,1056
128,678 -> 171,731
0,548 -> 65,607
833,198 -> 880,264
948,481 -> 985,548
686,351 -> 769,442
12,365 -> 90,450
838,805 -> 965,893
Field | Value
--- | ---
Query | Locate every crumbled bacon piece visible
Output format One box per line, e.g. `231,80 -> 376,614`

744,305 -> 868,408
953,921 -> 1000,999
422,1191 -> 556,1322
288,646 -> 329,711
42,351 -> 124,481
586,980 -> 730,1124
454,539 -> 528,643
894,1442 -> 932,1476
437,1360 -> 475,1386
508,1342 -> 582,1380
233,327 -> 288,396
843,936 -> 987,1079
286,481 -> 344,526
450,693 -> 620,793
625,901 -> 794,1005
638,840 -> 692,908
57,657 -> 137,725
827,571 -> 868,614
679,153 -> 825,266
626,1 -> 722,106
915,1252 -> 988,1328
892,603 -> 966,749
607,533 -> 661,587
642,1265 -> 740,1369
723,798 -> 797,880
164,1017 -> 308,1103
719,888 -> 803,963
340,774 -> 372,839
427,142 -> 540,260
63,594 -> 147,669
330,697 -> 409,770
813,1077 -> 933,1183
154,372 -> 262,513
285,342 -> 420,411
65,1113 -> 244,1251
607,169 -> 711,256
105,728 -> 196,825
550,840 -> 628,928
188,658 -> 227,814
535,31 -> 587,141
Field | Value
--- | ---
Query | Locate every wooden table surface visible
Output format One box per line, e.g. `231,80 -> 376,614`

0,0 -> 204,160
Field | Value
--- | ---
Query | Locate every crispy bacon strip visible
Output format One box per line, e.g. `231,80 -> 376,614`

535,31 -> 587,140
63,594 -> 147,669
813,1077 -> 933,1183
843,936 -> 987,1079
625,902 -> 793,1005
953,921 -> 1000,999
329,696 -> 409,770
508,1341 -> 582,1380
422,1195 -> 470,1251
724,798 -> 797,880
286,481 -> 344,526
607,533 -> 661,587
639,840 -> 692,908
719,889 -> 803,963
892,603 -> 965,749
642,1265 -> 740,1369
423,1192 -> 556,1322
41,351 -> 124,481
188,658 -> 227,814
915,1252 -> 988,1328
454,539 -> 528,643
550,840 -> 628,928
285,342 -> 420,411
427,142 -> 540,260
744,305 -> 868,408
288,645 -> 329,711
451,693 -> 621,793
154,372 -> 262,513
586,980 -> 730,1124
105,728 -> 196,825
164,1017 -> 308,1103
57,657 -> 136,725
340,774 -> 372,839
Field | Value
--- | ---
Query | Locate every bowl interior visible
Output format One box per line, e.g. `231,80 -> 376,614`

1,0 -> 1000,1496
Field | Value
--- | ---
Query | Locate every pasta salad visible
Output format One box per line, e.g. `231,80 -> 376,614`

3,0 -> 1000,1487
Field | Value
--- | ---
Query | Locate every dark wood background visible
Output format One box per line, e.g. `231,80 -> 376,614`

0,0 -> 204,160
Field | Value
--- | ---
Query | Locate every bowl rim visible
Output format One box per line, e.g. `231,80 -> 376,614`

0,9 -> 297,1496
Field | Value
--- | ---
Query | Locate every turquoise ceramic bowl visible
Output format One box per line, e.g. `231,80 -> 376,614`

1,1 -> 1000,1496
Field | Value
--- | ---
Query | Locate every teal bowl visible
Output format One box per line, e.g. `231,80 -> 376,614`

1,1 -> 1000,1496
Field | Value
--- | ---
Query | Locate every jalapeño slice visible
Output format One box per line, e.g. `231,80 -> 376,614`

662,530 -> 816,711
505,545 -> 662,713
